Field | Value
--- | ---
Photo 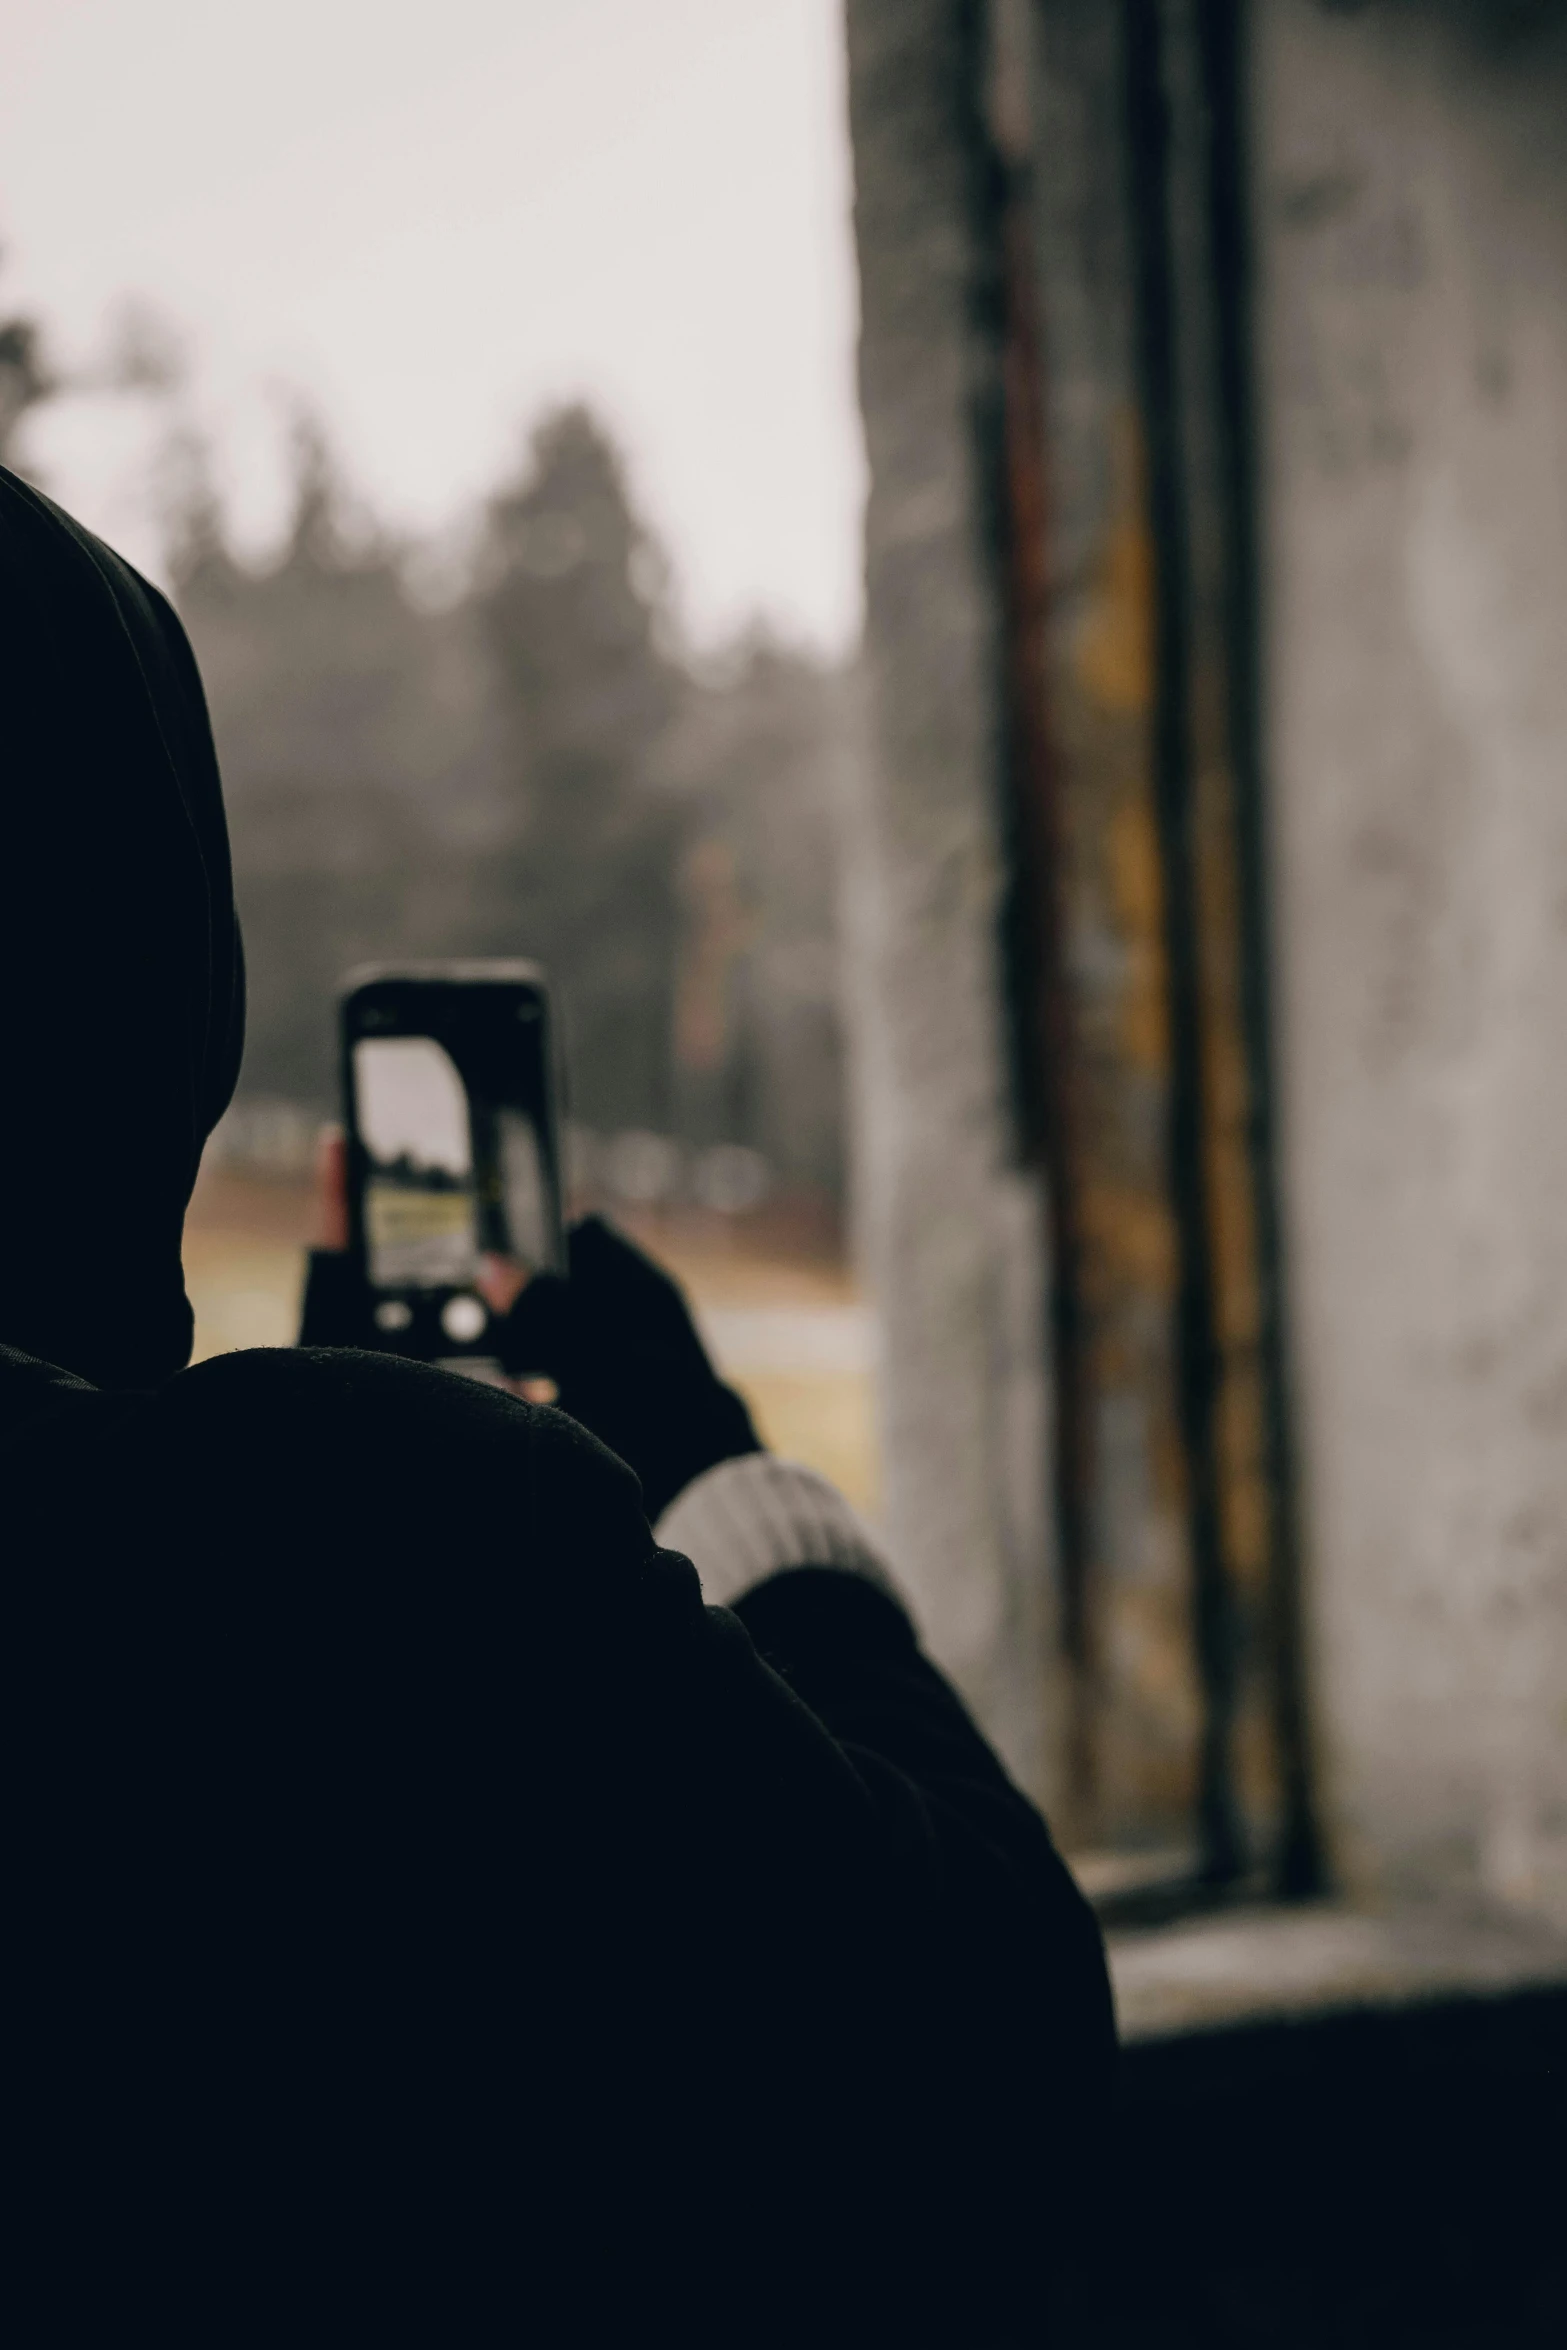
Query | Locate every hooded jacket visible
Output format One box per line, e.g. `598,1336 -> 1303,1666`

0,468 -> 1113,2345
0,464 -> 243,1388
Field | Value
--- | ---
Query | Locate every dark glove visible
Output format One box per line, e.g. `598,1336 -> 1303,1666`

297,1248 -> 374,1348
500,1215 -> 762,1522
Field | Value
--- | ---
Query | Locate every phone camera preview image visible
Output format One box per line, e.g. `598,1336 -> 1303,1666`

343,965 -> 565,1377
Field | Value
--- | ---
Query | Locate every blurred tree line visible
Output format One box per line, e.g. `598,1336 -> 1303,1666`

163,402 -> 850,1200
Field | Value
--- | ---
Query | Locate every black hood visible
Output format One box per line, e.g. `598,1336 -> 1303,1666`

0,464 -> 243,1387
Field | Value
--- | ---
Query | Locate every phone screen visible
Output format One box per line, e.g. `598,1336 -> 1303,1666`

355,1033 -> 478,1289
342,963 -> 565,1365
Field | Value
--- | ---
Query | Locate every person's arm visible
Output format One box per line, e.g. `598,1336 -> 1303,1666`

506,1220 -> 1101,1947
656,1449 -> 1070,1930
660,1475 -> 1115,2341
295,1196 -> 1114,2313
506,1222 -> 1116,2322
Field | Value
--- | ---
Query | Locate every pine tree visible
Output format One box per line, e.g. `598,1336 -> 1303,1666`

473,405 -> 686,1134
170,415 -> 487,1106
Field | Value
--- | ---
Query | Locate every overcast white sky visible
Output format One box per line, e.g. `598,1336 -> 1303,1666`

0,0 -> 865,651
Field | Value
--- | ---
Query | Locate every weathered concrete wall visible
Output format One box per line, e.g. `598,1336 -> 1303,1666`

841,0 -> 1060,1804
1255,0 -> 1567,1914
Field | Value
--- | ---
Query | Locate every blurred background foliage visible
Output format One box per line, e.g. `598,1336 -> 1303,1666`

175,400 -> 851,1203
5,275 -> 851,1211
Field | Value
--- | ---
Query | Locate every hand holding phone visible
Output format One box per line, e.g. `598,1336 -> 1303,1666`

496,1216 -> 762,1521
300,962 -> 566,1381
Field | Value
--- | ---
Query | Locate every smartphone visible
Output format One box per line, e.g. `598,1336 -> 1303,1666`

341,961 -> 566,1376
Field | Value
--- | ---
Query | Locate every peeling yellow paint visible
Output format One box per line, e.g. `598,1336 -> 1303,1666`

1108,797 -> 1170,1069
1075,410 -> 1156,715
1081,1184 -> 1179,1293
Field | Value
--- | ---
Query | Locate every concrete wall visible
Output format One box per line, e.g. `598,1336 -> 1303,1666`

842,0 -> 1060,1806
842,0 -> 1567,1903
1255,0 -> 1567,1914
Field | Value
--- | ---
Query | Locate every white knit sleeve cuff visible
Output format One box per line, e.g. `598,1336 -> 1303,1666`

653,1454 -> 904,1614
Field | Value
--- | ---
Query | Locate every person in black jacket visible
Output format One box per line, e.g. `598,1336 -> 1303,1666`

0,461 -> 1114,2346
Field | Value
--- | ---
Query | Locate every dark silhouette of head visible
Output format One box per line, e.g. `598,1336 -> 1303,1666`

0,465 -> 243,1387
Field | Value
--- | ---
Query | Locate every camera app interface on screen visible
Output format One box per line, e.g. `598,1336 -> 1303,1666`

353,1022 -> 554,1316
355,1034 -> 478,1291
